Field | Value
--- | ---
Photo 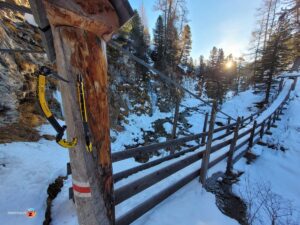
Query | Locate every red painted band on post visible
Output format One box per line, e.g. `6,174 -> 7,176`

73,184 -> 91,193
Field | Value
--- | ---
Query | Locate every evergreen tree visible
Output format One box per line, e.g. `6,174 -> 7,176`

199,55 -> 206,76
128,11 -> 150,84
249,0 -> 298,104
154,0 -> 187,73
179,24 -> 192,66
152,15 -> 165,70
208,46 -> 218,69
262,13 -> 293,102
130,11 -> 148,62
216,48 -> 225,70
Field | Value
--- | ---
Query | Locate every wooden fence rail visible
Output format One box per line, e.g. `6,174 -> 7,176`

113,80 -> 294,225
112,103 -> 261,164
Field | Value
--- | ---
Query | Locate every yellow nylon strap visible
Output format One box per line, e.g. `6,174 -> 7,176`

38,75 -> 52,118
58,138 -> 78,148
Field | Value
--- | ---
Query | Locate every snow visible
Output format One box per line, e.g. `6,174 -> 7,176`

221,87 -> 262,119
278,70 -> 300,78
133,181 -> 238,225
51,177 -> 77,225
163,122 -> 173,134
233,80 -> 300,224
111,110 -> 172,152
256,80 -> 292,124
0,128 -> 69,225
24,13 -> 38,27
1,77 -> 299,225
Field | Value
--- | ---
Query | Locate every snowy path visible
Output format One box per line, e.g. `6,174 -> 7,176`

233,81 -> 300,224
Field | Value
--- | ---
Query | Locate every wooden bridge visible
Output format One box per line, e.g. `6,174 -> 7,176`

1,1 -> 299,225
110,78 -> 296,225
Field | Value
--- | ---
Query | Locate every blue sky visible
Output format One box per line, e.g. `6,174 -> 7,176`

128,0 -> 262,60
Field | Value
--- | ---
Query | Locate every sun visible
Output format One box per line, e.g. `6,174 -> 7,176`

225,61 -> 233,69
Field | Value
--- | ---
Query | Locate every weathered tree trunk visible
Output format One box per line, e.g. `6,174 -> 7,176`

43,1 -> 121,224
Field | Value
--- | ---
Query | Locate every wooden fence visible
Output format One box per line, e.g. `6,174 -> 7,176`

112,80 -> 294,225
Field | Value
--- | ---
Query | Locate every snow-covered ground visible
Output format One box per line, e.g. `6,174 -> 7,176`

233,80 -> 300,224
0,124 -> 69,225
1,78 -> 298,225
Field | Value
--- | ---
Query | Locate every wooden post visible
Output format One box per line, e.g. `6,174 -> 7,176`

241,116 -> 244,127
171,96 -> 180,140
292,77 -> 298,90
226,117 -> 231,134
260,121 -> 265,139
279,78 -> 284,92
279,104 -> 284,115
267,117 -> 272,131
272,111 -> 276,124
275,109 -> 280,120
43,1 -> 132,225
226,117 -> 241,175
28,0 -> 56,61
170,94 -> 180,154
200,101 -> 217,186
201,112 -> 209,145
248,120 -> 257,150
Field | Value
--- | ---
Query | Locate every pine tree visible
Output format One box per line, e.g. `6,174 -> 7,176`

208,46 -> 218,69
199,55 -> 206,76
130,11 -> 148,62
152,15 -> 165,70
217,48 -> 225,71
154,0 -> 187,72
129,11 -> 150,84
250,0 -> 298,104
178,24 -> 192,66
262,13 -> 293,102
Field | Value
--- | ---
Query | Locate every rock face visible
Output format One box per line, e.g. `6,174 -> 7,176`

0,1 -> 58,143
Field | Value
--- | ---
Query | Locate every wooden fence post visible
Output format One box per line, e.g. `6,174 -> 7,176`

200,101 -> 217,185
248,120 -> 257,150
226,117 -> 241,176
171,94 -> 180,140
272,111 -> 277,124
226,117 -> 231,134
260,121 -> 265,139
268,117 -> 272,130
279,103 -> 284,115
279,78 -> 284,92
292,77 -> 298,90
201,112 -> 209,145
250,115 -> 253,122
43,1 -> 132,225
241,116 -> 244,127
170,94 -> 180,154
